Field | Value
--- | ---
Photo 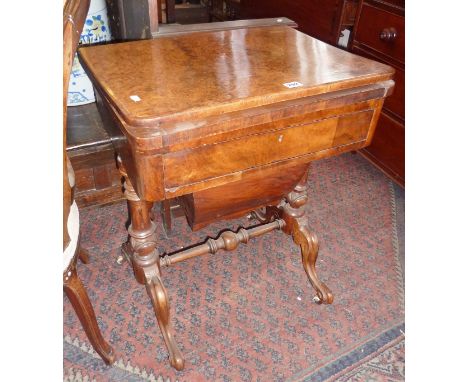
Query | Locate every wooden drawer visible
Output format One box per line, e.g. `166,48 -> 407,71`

354,2 -> 404,64
164,109 -> 374,188
181,162 -> 310,230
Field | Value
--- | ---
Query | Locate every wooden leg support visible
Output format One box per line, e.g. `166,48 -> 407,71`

144,263 -> 184,370
279,172 -> 334,304
117,156 -> 331,370
118,157 -> 184,370
160,219 -> 284,267
63,265 -> 115,365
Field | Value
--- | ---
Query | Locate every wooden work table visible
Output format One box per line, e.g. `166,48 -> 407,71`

79,25 -> 394,370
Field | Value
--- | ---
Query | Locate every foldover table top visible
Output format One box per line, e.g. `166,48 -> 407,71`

79,26 -> 393,129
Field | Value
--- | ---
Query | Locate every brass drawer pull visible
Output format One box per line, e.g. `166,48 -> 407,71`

379,27 -> 397,42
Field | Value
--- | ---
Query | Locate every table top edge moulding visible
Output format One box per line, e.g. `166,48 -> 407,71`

78,26 -> 394,129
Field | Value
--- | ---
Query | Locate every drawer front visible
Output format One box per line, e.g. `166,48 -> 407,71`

164,109 -> 374,188
354,2 -> 404,64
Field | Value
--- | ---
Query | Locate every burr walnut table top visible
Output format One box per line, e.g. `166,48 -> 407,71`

79,26 -> 393,129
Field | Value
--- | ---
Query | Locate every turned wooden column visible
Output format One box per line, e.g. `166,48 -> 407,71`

117,155 -> 184,370
120,174 -> 158,283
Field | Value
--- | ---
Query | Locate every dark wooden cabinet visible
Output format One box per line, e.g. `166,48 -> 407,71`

66,104 -> 123,208
240,0 -> 358,46
351,0 -> 405,186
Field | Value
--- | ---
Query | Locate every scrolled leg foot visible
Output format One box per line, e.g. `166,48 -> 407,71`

280,171 -> 333,304
292,225 -> 333,304
145,269 -> 185,370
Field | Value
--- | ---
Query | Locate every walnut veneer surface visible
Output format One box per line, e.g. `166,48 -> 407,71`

80,26 -> 392,129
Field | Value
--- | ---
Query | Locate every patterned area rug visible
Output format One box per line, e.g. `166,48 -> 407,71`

63,153 -> 405,381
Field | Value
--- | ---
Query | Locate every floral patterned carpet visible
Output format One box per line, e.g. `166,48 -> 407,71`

63,153 -> 405,381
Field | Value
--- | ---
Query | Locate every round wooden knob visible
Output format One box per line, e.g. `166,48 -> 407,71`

379,27 -> 397,42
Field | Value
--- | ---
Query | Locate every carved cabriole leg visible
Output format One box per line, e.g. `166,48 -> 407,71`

280,171 -> 334,304
117,156 -> 185,371
63,264 -> 115,365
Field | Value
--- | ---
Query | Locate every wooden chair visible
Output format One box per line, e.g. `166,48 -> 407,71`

63,0 -> 114,365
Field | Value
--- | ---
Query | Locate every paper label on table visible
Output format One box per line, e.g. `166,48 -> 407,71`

130,95 -> 141,102
283,81 -> 304,89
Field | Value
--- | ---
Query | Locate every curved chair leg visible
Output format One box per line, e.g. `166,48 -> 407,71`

118,156 -> 185,370
280,171 -> 333,304
64,266 -> 115,365
78,247 -> 90,264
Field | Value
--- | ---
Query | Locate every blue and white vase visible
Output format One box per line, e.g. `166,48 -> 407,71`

67,0 -> 111,106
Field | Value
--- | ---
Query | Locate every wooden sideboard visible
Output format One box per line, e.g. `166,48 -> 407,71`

351,0 -> 404,186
